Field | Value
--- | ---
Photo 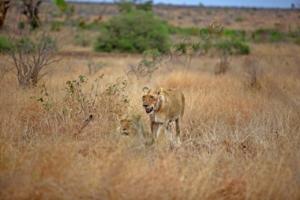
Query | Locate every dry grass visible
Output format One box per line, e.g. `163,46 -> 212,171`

0,3 -> 300,199
0,46 -> 300,199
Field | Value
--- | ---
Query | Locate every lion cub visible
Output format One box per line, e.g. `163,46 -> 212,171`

142,87 -> 185,145
118,114 -> 154,145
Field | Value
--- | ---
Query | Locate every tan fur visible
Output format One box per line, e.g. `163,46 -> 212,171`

118,114 -> 154,145
142,87 -> 185,145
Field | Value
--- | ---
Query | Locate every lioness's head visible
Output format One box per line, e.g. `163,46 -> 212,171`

142,87 -> 162,114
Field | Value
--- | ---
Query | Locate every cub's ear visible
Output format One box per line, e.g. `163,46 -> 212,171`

142,86 -> 150,94
157,87 -> 164,95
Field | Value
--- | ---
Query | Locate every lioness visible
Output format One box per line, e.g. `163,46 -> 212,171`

142,87 -> 185,145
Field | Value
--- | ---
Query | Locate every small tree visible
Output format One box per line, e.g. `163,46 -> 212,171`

9,34 -> 58,88
0,0 -> 10,28
21,0 -> 42,29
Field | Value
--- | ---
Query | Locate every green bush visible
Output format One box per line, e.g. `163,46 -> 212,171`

136,1 -> 153,11
288,28 -> 300,45
168,25 -> 200,36
50,21 -> 63,31
74,33 -> 90,47
223,29 -> 246,41
94,10 -> 170,53
252,29 -> 285,42
118,0 -> 153,13
118,0 -> 135,13
18,21 -> 26,30
215,39 -> 250,55
0,35 -> 12,53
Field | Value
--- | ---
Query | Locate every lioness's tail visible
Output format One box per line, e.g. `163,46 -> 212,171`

181,93 -> 185,117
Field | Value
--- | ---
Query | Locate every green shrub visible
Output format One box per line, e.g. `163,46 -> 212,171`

168,26 -> 200,36
50,21 -> 63,31
223,29 -> 246,41
118,0 -> 153,13
53,0 -> 68,12
94,10 -> 170,53
0,35 -> 12,53
74,33 -> 90,47
288,28 -> 300,45
199,28 -> 210,37
77,21 -> 104,31
118,0 -> 135,13
252,29 -> 285,42
136,1 -> 153,11
215,39 -> 250,55
18,21 -> 26,30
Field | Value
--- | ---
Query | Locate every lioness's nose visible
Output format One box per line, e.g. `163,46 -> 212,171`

143,104 -> 148,108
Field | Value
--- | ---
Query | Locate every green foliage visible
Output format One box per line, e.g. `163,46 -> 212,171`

53,0 -> 68,12
223,29 -> 246,41
74,33 -> 91,47
252,29 -> 285,42
76,20 -> 103,31
0,35 -> 12,53
136,1 -> 153,11
118,0 -> 135,13
215,39 -> 250,55
288,28 -> 300,45
53,0 -> 74,18
168,25 -> 201,36
18,21 -> 26,30
168,26 -> 246,42
118,0 -> 153,13
50,21 -> 63,32
94,10 -> 170,53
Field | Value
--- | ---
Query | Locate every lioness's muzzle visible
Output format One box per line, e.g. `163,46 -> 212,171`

144,107 -> 153,113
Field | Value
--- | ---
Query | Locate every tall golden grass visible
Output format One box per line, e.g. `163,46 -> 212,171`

0,50 -> 299,200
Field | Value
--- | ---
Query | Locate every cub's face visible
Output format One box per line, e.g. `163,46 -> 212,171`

142,93 -> 158,114
119,118 -> 132,136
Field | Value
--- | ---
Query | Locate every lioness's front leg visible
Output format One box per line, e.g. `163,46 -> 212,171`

151,121 -> 160,140
175,118 -> 181,145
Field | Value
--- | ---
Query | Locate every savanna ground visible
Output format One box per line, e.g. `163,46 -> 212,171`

0,2 -> 300,200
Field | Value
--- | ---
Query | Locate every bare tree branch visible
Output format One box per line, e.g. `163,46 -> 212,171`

9,34 -> 58,88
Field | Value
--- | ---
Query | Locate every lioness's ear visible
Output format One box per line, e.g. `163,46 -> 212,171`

143,86 -> 150,94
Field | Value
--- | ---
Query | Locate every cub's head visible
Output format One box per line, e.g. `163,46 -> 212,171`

142,87 -> 163,114
119,117 -> 132,136
118,114 -> 142,136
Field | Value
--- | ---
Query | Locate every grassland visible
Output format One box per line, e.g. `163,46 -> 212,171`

0,2 -> 300,200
